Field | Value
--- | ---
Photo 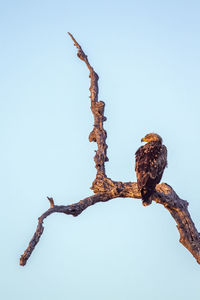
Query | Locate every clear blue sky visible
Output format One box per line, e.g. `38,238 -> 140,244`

1,0 -> 200,299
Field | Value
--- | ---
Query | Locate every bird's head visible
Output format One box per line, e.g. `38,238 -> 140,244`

141,133 -> 162,143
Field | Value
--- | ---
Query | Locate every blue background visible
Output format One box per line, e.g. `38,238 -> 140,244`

1,0 -> 200,299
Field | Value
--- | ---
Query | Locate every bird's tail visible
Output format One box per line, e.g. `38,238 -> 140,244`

141,188 -> 153,206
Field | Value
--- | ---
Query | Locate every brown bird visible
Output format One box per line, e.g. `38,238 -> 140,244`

135,133 -> 167,206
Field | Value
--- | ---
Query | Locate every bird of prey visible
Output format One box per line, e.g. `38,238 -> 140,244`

135,133 -> 167,206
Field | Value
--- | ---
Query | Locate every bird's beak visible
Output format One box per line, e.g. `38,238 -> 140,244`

141,137 -> 145,142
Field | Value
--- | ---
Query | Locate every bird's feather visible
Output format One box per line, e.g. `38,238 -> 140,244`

135,140 -> 167,205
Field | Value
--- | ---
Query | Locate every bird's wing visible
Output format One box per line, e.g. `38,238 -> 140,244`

135,144 -> 167,189
149,144 -> 167,182
135,146 -> 153,189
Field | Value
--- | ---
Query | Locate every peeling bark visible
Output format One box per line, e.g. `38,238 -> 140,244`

20,33 -> 200,266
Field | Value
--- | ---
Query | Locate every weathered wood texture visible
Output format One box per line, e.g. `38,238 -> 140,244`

20,33 -> 200,266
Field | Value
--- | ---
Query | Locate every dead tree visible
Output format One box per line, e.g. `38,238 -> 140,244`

20,33 -> 200,266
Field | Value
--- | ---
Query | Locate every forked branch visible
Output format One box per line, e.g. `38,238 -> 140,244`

20,33 -> 200,266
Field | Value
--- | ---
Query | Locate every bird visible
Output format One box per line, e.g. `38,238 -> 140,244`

135,133 -> 167,206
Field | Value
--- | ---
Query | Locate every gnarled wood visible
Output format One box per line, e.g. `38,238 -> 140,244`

20,33 -> 200,266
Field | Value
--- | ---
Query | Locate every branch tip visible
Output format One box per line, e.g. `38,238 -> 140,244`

47,197 -> 54,208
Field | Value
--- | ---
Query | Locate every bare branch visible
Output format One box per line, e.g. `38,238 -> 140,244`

20,34 -> 200,266
20,193 -> 114,266
68,33 -> 108,182
20,180 -> 200,266
154,184 -> 200,264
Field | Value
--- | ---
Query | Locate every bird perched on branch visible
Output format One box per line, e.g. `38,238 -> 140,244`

135,133 -> 167,206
